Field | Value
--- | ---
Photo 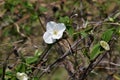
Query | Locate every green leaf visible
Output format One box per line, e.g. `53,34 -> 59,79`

116,27 -> 120,35
108,17 -> 114,22
26,57 -> 38,64
67,26 -> 74,36
39,6 -> 48,12
59,16 -> 71,24
24,1 -> 33,9
5,71 -> 16,80
3,27 -> 11,37
23,25 -> 31,35
34,50 -> 42,57
80,31 -> 88,38
113,12 -> 120,19
15,64 -> 26,72
102,28 -> 114,42
90,43 -> 101,60
11,77 -> 17,80
32,77 -> 39,80
5,71 -> 13,76
0,68 -> 3,76
30,12 -> 38,21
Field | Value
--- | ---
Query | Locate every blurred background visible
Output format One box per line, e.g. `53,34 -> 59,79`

0,0 -> 120,80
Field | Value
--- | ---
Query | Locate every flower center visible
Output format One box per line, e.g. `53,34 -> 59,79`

53,30 -> 58,35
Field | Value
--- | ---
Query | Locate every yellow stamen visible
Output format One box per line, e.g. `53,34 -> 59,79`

53,30 -> 58,35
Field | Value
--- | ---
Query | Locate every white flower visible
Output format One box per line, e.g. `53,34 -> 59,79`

16,72 -> 28,80
100,41 -> 110,50
43,21 -> 66,44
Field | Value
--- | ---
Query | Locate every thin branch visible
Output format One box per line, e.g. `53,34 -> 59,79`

38,37 -> 84,78
2,51 -> 13,80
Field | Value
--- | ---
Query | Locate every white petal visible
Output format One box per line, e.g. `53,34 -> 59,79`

43,32 -> 56,44
51,23 -> 66,39
56,23 -> 66,32
46,21 -> 57,32
52,32 -> 63,39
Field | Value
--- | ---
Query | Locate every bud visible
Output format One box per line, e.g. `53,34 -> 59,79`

100,41 -> 110,50
16,72 -> 28,80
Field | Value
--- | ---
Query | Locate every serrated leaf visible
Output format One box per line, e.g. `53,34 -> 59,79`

90,43 -> 101,60
102,29 -> 114,42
